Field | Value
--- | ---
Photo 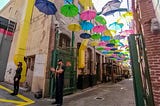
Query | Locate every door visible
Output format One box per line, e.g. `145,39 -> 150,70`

128,34 -> 154,106
0,17 -> 16,81
50,49 -> 77,97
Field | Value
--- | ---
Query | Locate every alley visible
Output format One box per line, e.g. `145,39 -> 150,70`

30,78 -> 135,106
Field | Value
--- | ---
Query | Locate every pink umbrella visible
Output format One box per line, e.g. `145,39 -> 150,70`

93,25 -> 106,33
80,10 -> 96,20
120,29 -> 134,36
105,47 -> 111,50
98,41 -> 107,46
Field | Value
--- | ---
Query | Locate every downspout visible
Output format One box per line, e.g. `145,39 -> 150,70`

13,0 -> 35,82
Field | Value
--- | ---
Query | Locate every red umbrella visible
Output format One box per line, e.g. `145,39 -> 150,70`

80,10 -> 96,20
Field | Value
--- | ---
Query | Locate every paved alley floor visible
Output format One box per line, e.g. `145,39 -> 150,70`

0,78 -> 135,106
31,78 -> 135,106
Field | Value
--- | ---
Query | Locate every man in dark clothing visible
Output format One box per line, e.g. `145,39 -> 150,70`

50,59 -> 67,106
11,62 -> 22,96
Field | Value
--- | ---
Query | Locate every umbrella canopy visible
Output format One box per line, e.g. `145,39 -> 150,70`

117,11 -> 133,23
96,47 -> 104,51
100,0 -> 121,15
91,34 -> 101,40
105,47 -> 111,50
110,48 -> 118,51
120,29 -> 134,36
80,21 -> 94,30
80,10 -> 96,20
80,33 -> 91,39
101,36 -> 111,41
35,0 -> 57,15
60,4 -> 79,17
103,30 -> 116,36
103,8 -> 128,16
114,35 -> 126,39
95,15 -> 107,25
109,22 -> 124,30
68,23 -> 81,32
79,0 -> 93,8
90,41 -> 99,46
106,43 -> 115,47
98,41 -> 107,46
102,50 -> 108,54
93,25 -> 106,33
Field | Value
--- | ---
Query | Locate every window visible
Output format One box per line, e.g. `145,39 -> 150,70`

59,34 -> 71,49
64,0 -> 73,4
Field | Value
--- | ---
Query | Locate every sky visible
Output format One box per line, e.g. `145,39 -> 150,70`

0,0 -> 10,10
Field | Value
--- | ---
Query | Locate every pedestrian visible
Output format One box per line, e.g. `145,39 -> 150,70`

50,59 -> 67,106
11,62 -> 22,96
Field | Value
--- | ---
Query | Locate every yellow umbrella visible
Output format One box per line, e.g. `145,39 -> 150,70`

90,41 -> 99,46
103,30 -> 116,36
117,11 -> 133,23
68,23 -> 81,32
79,0 -> 93,8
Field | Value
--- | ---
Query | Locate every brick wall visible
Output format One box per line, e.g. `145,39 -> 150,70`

134,0 -> 160,105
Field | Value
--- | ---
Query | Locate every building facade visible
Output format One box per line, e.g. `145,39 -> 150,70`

0,0 -> 112,97
132,0 -> 160,105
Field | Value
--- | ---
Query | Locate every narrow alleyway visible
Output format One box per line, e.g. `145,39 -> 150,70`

0,78 -> 135,106
31,78 -> 135,106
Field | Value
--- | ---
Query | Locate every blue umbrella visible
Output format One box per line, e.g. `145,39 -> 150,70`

80,21 -> 94,30
109,22 -> 124,30
106,43 -> 115,47
101,36 -> 111,41
102,8 -> 128,16
35,0 -> 57,15
80,33 -> 91,39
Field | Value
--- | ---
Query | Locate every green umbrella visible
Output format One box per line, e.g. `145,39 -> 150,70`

95,15 -> 107,25
96,47 -> 104,51
60,4 -> 79,17
91,34 -> 101,40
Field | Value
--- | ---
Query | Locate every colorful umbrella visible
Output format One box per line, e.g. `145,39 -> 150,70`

35,0 -> 57,15
95,15 -> 107,25
68,23 -> 81,32
109,22 -> 123,30
93,25 -> 106,33
117,11 -> 133,23
101,36 -> 111,41
114,35 -> 126,39
80,10 -> 96,20
103,30 -> 116,36
103,8 -> 128,16
79,0 -> 93,8
91,34 -> 101,40
60,4 -> 78,17
110,48 -> 118,51
96,47 -> 104,51
99,41 -> 107,46
105,47 -> 111,50
100,0 -> 121,15
110,39 -> 120,44
120,29 -> 134,36
106,43 -> 115,47
102,50 -> 108,54
90,41 -> 99,46
80,21 -> 94,30
80,33 -> 91,39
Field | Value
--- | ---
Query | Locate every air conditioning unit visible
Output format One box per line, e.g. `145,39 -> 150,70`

151,18 -> 160,34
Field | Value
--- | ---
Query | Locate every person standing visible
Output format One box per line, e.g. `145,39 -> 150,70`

50,59 -> 66,106
11,62 -> 22,96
